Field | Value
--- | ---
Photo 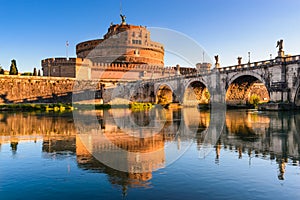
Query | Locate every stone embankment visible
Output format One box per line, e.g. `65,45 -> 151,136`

0,75 -> 102,104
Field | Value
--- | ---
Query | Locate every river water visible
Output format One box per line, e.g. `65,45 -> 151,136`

0,108 -> 299,199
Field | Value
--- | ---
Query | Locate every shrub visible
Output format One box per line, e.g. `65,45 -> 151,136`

249,94 -> 260,108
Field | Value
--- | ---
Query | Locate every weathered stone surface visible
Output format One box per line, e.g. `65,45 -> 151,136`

0,75 -> 102,104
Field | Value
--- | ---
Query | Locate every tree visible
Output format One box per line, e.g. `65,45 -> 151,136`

0,65 -> 4,74
33,67 -> 37,76
9,59 -> 18,75
38,69 -> 41,76
249,94 -> 260,108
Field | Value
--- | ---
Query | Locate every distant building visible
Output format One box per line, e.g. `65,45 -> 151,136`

196,62 -> 212,73
41,16 -> 177,80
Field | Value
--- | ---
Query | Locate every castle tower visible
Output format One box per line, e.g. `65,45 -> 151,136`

76,16 -> 164,66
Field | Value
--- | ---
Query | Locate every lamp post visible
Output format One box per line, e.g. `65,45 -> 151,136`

248,52 -> 251,63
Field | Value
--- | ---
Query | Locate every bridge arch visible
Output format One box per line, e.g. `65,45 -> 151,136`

183,79 -> 210,106
155,83 -> 174,104
227,71 -> 267,89
226,72 -> 270,106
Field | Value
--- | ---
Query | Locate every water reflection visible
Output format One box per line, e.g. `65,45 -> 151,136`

0,109 -> 299,188
220,111 -> 300,180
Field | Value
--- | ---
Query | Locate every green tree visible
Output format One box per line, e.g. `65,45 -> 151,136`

9,59 -> 18,75
249,94 -> 260,108
0,65 -> 4,74
21,72 -> 33,76
33,67 -> 37,76
38,69 -> 41,76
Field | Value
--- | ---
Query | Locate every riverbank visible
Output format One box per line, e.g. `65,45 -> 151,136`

0,102 -> 154,112
258,102 -> 298,111
1,102 -> 299,112
0,103 -> 110,112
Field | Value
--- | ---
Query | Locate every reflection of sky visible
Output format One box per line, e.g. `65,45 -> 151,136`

172,143 -> 300,200
0,142 -> 115,200
1,140 -> 300,199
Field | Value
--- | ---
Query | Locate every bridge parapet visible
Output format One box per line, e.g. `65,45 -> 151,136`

136,55 -> 300,85
217,55 -> 300,73
218,59 -> 276,73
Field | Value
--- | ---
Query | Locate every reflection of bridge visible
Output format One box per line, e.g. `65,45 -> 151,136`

1,110 -> 299,185
105,55 -> 300,107
221,111 -> 300,160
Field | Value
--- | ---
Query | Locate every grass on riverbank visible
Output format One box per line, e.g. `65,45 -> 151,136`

129,102 -> 153,111
0,103 -> 75,112
0,103 -> 126,112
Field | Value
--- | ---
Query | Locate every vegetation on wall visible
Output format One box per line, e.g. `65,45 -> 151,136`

21,72 -> 33,76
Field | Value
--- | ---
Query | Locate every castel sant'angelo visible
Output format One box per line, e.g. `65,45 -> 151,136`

41,15 -> 197,80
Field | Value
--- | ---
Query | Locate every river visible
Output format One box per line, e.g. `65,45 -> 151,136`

0,108 -> 299,199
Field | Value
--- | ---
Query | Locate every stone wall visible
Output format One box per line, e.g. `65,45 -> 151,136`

41,57 -> 87,78
0,75 -> 103,104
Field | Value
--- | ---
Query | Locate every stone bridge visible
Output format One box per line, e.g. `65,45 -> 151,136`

105,54 -> 300,107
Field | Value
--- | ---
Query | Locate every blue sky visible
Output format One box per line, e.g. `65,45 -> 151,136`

0,0 -> 300,72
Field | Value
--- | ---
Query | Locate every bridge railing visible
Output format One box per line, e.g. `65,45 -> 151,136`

283,55 -> 300,63
218,54 -> 300,72
218,59 -> 274,72
127,54 -> 300,86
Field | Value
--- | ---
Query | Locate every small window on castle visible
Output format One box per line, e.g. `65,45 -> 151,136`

132,32 -> 135,37
138,40 -> 142,45
132,39 -> 136,44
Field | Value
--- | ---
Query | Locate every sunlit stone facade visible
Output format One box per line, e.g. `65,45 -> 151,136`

41,17 -> 174,80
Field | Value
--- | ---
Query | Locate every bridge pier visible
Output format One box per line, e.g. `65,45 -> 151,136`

269,91 -> 289,102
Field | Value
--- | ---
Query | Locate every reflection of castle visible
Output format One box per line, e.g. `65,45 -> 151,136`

41,16 -> 178,80
76,135 -> 156,188
75,109 -> 174,182
1,110 -> 300,187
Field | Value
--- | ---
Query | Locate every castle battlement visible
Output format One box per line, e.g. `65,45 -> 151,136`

42,57 -> 78,64
41,56 -> 177,79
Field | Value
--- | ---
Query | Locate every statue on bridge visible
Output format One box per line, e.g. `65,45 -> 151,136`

276,39 -> 283,52
214,55 -> 220,68
276,39 -> 284,57
237,57 -> 242,65
214,55 -> 219,65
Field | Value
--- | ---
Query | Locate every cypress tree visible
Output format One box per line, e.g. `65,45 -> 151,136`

38,69 -> 41,76
33,68 -> 37,76
0,66 -> 4,74
9,59 -> 18,75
